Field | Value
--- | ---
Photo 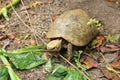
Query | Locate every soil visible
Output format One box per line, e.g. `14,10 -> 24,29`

0,0 -> 120,80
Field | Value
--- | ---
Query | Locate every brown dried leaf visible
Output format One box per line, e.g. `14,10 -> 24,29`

99,46 -> 119,53
105,43 -> 118,49
52,15 -> 59,21
107,0 -> 117,2
111,60 -> 120,69
2,39 -> 10,49
99,67 -> 120,80
29,39 -> 36,46
80,57 -> 98,69
83,60 -> 98,69
95,36 -> 106,48
7,33 -> 17,40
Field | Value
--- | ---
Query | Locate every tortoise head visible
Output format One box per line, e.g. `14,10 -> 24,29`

47,39 -> 62,52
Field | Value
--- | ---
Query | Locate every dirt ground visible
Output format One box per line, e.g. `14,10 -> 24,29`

0,0 -> 120,80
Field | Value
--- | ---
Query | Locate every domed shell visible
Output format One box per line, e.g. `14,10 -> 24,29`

47,9 -> 98,46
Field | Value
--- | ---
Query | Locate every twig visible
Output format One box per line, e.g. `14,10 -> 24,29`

99,52 -> 120,78
20,0 -> 39,45
10,0 -> 47,45
58,54 -> 91,80
20,0 -> 47,45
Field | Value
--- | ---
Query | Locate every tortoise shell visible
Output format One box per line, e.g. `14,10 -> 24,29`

47,9 -> 98,46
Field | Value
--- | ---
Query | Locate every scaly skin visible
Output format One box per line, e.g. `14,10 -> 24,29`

47,39 -> 62,52
47,39 -> 73,60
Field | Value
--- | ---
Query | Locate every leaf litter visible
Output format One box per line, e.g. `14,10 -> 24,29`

0,0 -> 120,80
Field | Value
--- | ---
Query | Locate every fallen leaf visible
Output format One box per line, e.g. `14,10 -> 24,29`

105,43 -> 118,49
80,56 -> 98,69
99,46 -> 119,53
87,35 -> 105,49
96,36 -> 106,48
29,39 -> 36,46
99,66 -> 120,80
83,60 -> 98,69
2,39 -> 10,49
116,53 -> 120,61
107,0 -> 117,2
52,15 -> 59,21
111,60 -> 120,69
99,46 -> 120,53
7,33 -> 17,40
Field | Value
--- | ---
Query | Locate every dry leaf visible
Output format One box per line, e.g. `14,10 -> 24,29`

105,43 -> 118,49
80,57 -> 98,69
52,15 -> 59,21
111,60 -> 120,69
29,39 -> 36,46
99,46 -> 119,53
116,53 -> 120,61
107,0 -> 117,2
83,60 -> 98,69
2,39 -> 10,49
7,33 -> 17,40
99,66 -> 120,80
96,36 -> 106,47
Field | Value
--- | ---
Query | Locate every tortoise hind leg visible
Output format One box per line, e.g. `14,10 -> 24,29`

67,43 -> 73,60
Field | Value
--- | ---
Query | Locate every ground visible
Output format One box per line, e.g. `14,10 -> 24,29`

0,0 -> 120,80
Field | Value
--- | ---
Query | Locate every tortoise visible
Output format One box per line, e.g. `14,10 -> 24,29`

46,9 -> 98,60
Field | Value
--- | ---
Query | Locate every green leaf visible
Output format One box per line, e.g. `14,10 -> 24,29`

64,69 -> 87,80
44,59 -> 53,72
45,64 -> 88,80
106,33 -> 120,43
45,64 -> 68,80
0,54 -> 21,80
0,66 -> 9,80
7,45 -> 45,54
45,74 -> 62,80
74,51 -> 88,71
52,64 -> 68,77
87,18 -> 101,27
10,51 -> 47,69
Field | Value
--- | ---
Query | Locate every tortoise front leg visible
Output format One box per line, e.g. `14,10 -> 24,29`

67,43 -> 73,60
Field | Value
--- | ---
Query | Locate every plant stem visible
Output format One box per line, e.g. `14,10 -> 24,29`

0,0 -> 20,21
0,54 -> 21,80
